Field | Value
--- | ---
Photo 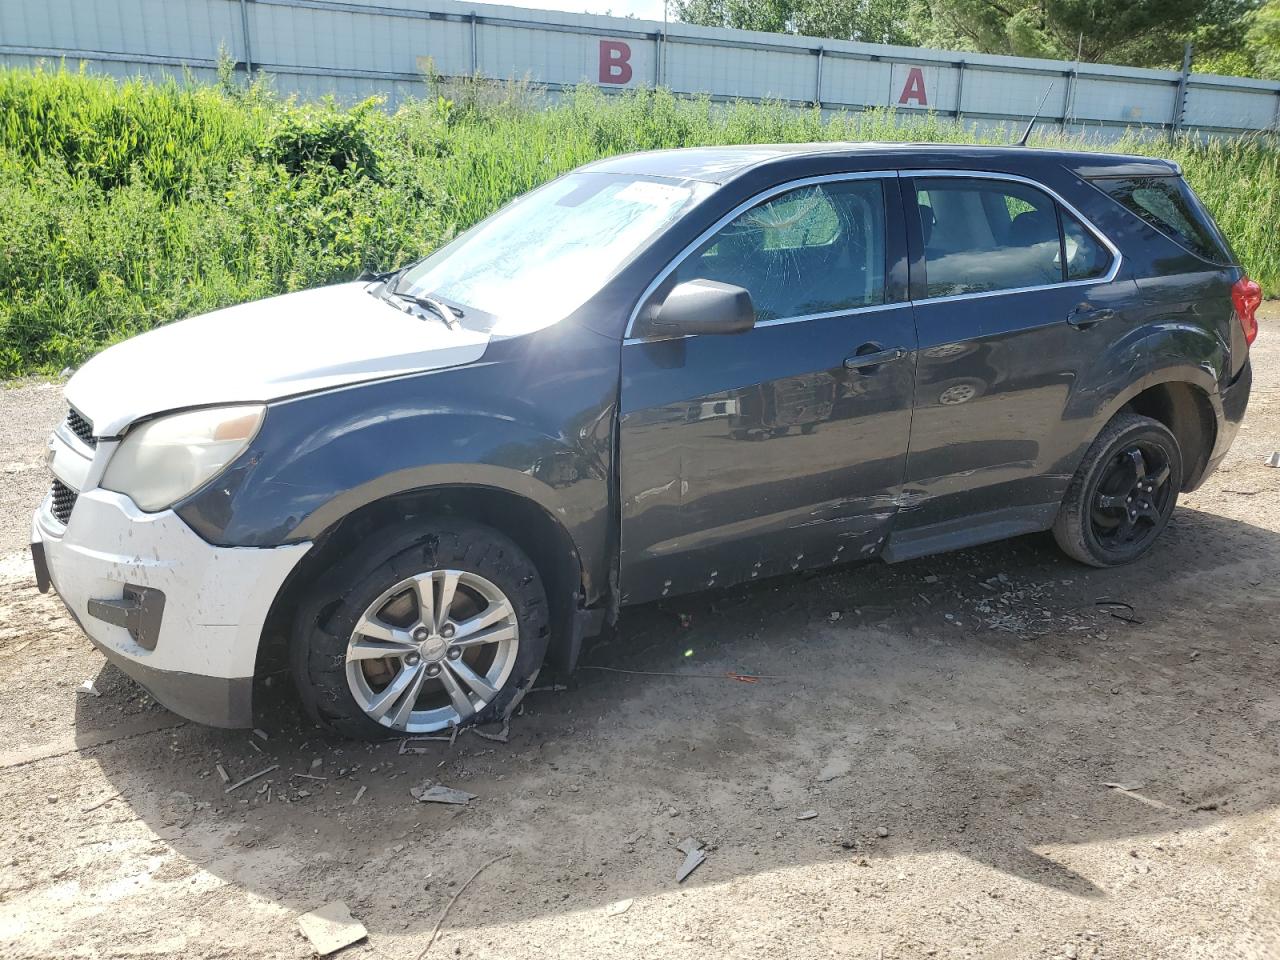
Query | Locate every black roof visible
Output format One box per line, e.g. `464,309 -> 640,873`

584,143 -> 1180,183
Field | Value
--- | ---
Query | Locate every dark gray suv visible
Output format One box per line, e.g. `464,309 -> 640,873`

32,143 -> 1255,738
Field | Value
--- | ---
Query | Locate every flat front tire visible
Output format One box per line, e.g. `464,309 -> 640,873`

1053,412 -> 1183,568
291,519 -> 550,740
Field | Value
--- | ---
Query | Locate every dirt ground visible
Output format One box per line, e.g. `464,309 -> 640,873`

1,314 -> 1278,960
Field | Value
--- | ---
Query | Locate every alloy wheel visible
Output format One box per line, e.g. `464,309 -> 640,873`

344,569 -> 520,733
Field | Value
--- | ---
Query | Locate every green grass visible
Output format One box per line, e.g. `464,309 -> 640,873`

0,64 -> 1276,376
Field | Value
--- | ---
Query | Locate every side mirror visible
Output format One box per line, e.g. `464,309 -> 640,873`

638,279 -> 755,339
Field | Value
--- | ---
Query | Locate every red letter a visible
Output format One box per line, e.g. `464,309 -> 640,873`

898,67 -> 928,106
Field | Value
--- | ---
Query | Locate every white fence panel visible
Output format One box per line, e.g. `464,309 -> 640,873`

1,0 -> 1278,138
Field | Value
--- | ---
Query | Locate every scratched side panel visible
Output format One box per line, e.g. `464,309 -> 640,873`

617,306 -> 917,606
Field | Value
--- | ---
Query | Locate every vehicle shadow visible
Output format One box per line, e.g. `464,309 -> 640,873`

75,504 -> 1280,937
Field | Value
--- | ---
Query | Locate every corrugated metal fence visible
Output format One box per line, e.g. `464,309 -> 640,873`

3,0 -> 1280,139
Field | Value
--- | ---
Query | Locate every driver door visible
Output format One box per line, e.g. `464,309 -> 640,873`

617,173 -> 918,605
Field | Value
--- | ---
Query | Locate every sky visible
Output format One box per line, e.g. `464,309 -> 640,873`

500,0 -> 671,23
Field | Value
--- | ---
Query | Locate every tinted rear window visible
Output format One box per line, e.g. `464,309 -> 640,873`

1092,175 -> 1233,264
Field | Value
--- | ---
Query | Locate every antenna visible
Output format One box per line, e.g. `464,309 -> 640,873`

1017,83 -> 1056,146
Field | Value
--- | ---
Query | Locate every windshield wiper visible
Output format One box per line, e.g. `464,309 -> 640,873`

388,291 -> 461,329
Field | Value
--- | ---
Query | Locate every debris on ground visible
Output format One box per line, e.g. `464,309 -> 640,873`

827,610 -> 842,622
215,763 -> 230,784
252,728 -> 269,741
472,717 -> 511,743
416,854 -> 509,959
1265,451 -> 1280,467
224,764 -> 278,794
582,665 -> 781,681
1102,782 -> 1176,811
1096,598 -> 1143,625
605,898 -> 633,917
796,810 -> 818,820
81,792 -> 120,813
876,826 -> 890,838
297,901 -> 367,956
76,679 -> 99,697
161,790 -> 195,828
411,780 -> 477,805
400,735 -> 453,754
352,785 -> 366,805
675,837 -> 706,883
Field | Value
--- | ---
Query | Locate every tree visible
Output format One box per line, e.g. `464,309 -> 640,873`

672,0 -> 924,46
1245,0 -> 1280,77
913,0 -> 1205,64
674,0 -> 1278,78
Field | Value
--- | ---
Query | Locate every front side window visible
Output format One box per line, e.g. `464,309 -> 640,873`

399,173 -> 705,336
914,178 -> 1063,298
671,179 -> 887,322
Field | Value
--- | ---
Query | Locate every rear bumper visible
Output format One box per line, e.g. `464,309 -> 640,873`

33,488 -> 310,728
1201,358 -> 1252,483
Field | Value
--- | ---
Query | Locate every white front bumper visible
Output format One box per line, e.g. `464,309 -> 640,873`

33,488 -> 311,726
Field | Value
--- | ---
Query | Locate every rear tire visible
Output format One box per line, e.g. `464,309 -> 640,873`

1053,412 -> 1183,568
290,518 -> 550,740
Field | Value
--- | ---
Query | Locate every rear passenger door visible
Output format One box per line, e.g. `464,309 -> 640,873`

893,173 -> 1134,553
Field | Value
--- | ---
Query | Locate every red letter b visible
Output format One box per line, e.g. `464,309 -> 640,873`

599,40 -> 633,84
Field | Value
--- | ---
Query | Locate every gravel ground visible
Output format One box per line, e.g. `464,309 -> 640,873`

0,379 -> 64,556
1,314 -> 1278,960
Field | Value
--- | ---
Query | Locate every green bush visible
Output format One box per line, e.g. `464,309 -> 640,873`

0,64 -> 1276,377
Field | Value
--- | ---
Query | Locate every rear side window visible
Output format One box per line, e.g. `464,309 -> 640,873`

913,178 -> 1064,298
1092,176 -> 1232,264
1062,209 -> 1111,281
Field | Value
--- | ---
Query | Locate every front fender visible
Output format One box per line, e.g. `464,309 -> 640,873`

176,329 -> 622,597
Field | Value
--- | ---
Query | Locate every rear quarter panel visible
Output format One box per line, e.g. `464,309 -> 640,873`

1054,172 -> 1237,481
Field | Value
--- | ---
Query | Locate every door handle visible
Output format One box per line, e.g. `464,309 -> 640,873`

844,346 -> 906,370
1067,304 -> 1115,329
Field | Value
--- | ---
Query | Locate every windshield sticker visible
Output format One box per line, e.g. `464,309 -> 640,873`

616,181 -> 692,208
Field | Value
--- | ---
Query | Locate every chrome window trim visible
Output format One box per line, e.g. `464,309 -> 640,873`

622,167 -> 1124,342
905,169 -> 1123,305
622,170 -> 899,342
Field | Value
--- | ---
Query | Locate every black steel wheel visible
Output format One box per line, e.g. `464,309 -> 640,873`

1053,412 -> 1183,567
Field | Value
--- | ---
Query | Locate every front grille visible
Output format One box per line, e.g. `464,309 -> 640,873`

66,407 -> 96,448
50,479 -> 77,526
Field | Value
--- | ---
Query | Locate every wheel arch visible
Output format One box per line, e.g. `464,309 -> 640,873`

255,480 -> 597,688
1099,369 -> 1220,491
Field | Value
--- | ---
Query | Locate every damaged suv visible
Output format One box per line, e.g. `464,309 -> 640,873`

33,144 -> 1254,737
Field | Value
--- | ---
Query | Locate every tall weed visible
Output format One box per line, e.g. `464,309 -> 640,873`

0,65 -> 1275,376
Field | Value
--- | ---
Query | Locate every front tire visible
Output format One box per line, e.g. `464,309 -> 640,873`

291,519 -> 550,740
1053,412 -> 1183,568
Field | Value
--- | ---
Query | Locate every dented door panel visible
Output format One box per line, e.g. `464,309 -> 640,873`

618,303 -> 917,605
901,277 -> 1140,527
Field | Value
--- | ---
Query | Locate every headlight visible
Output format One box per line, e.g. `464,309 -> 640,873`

101,405 -> 265,512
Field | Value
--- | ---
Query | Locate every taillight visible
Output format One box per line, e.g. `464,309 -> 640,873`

1232,275 -> 1261,346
